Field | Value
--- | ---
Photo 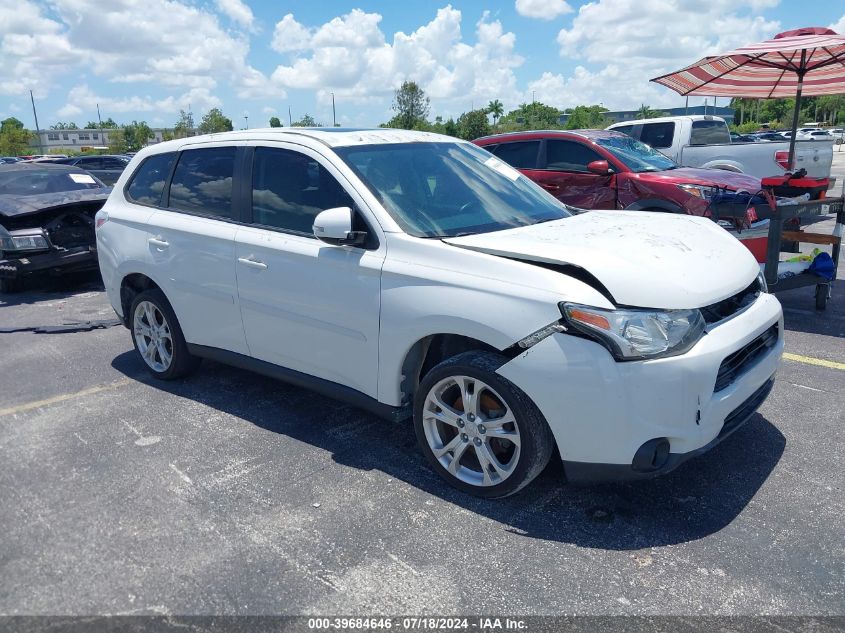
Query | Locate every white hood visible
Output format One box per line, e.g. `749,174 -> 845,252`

444,211 -> 759,310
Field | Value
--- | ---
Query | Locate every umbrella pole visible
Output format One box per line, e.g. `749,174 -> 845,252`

787,50 -> 807,171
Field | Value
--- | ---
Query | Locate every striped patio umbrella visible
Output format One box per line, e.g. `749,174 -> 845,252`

651,27 -> 845,170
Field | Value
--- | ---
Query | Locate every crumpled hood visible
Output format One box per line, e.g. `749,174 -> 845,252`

443,211 -> 760,309
0,189 -> 111,219
644,167 -> 761,192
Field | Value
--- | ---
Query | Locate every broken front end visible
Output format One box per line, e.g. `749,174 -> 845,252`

0,192 -> 109,288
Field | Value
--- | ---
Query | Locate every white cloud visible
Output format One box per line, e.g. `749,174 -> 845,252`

0,1 -> 83,97
272,14 -> 314,52
3,0 -> 284,113
514,0 -> 572,20
262,106 -> 277,114
547,0 -> 780,109
57,85 -> 221,120
269,7 -> 524,115
216,0 -> 255,30
830,13 -> 845,34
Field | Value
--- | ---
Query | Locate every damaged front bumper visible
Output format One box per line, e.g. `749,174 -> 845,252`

496,293 -> 783,483
0,245 -> 99,279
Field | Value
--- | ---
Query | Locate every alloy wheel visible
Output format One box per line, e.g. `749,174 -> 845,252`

422,375 -> 521,487
133,300 -> 173,373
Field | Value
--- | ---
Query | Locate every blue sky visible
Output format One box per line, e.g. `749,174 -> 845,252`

2,0 -> 844,130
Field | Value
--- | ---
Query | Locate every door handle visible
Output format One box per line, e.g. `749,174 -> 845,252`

540,183 -> 560,191
148,237 -> 169,249
238,257 -> 268,270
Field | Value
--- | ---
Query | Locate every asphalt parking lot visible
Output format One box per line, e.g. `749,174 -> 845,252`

2,165 -> 844,616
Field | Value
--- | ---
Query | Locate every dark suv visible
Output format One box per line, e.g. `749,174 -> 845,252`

52,154 -> 130,186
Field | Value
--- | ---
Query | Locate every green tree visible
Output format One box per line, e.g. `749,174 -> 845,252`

390,80 -> 430,130
291,114 -> 318,127
487,99 -> 504,127
456,109 -> 491,140
636,104 -> 664,119
0,117 -> 33,156
269,116 -> 282,128
173,109 -> 194,138
122,121 -> 154,151
107,129 -> 127,154
198,108 -> 233,134
50,121 -> 79,130
564,104 -> 609,129
498,101 -> 562,131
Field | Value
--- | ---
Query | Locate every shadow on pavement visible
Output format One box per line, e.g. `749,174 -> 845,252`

777,284 -> 844,338
112,350 -> 785,551
0,271 -> 103,308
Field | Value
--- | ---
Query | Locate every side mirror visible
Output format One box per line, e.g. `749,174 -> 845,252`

587,160 -> 612,176
313,207 -> 367,247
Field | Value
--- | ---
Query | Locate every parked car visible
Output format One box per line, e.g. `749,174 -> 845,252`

607,115 -> 833,179
474,130 -> 771,262
752,132 -> 788,142
51,154 -> 130,186
0,163 -> 110,292
798,130 -> 834,141
831,128 -> 844,144
97,129 -> 783,497
0,157 -> 23,164
730,131 -> 758,143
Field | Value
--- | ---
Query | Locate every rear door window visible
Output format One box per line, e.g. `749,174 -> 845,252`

167,147 -> 236,219
639,122 -> 675,149
690,120 -> 731,145
612,124 -> 637,139
544,140 -> 603,172
76,156 -> 103,169
491,141 -> 540,169
125,152 -> 177,206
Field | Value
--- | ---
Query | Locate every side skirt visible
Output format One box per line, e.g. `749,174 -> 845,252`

186,343 -> 409,423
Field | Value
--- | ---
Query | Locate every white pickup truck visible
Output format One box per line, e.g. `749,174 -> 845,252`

607,115 -> 833,181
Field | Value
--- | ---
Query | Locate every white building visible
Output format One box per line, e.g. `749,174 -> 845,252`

34,128 -> 173,152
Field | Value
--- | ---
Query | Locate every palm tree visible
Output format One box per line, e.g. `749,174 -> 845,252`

487,99 -> 504,128
636,104 -> 663,119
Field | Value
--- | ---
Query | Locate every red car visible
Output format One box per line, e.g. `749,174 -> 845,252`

474,130 -> 769,260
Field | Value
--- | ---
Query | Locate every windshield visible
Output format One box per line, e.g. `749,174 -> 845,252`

335,142 -> 570,238
0,169 -> 104,196
594,135 -> 677,173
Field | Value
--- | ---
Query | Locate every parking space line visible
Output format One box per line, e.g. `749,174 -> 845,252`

0,379 -> 132,417
783,352 -> 845,371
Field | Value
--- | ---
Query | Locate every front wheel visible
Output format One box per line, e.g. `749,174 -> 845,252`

130,288 -> 200,379
414,351 -> 555,498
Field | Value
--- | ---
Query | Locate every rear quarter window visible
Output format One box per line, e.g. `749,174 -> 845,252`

125,152 -> 177,207
690,120 -> 731,145
491,141 -> 540,169
639,122 -> 675,149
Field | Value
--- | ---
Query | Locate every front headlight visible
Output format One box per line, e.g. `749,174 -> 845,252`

676,184 -> 719,200
757,270 -> 768,293
560,302 -> 706,361
0,226 -> 50,252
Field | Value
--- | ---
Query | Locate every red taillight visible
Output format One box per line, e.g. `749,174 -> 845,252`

774,151 -> 790,170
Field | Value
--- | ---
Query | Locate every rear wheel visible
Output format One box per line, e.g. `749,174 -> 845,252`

414,351 -> 555,498
130,288 -> 200,379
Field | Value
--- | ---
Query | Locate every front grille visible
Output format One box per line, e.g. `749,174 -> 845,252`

700,278 -> 762,324
719,377 -> 774,438
715,325 -> 778,392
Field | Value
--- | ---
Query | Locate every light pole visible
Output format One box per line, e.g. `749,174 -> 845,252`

331,92 -> 336,127
244,113 -> 249,130
30,90 -> 44,155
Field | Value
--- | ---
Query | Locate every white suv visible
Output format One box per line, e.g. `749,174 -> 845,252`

96,128 -> 783,498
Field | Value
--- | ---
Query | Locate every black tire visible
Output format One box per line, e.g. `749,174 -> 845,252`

413,350 -> 555,498
815,284 -> 828,311
129,288 -> 200,380
0,278 -> 22,294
